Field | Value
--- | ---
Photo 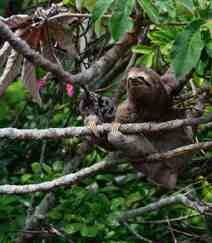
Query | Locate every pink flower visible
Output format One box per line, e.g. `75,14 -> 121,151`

37,79 -> 46,90
66,83 -> 74,97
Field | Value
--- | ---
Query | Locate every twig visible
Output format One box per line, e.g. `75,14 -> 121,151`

146,140 -> 212,162
39,141 -> 47,165
122,221 -> 153,243
199,121 -> 212,132
118,194 -> 209,221
175,85 -> 211,102
172,228 -> 212,242
48,12 -> 112,20
142,213 -> 199,224
166,216 -> 177,243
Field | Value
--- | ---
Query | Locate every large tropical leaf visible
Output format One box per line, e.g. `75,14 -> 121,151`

171,20 -> 204,79
92,0 -> 114,22
138,0 -> 160,24
110,0 -> 134,41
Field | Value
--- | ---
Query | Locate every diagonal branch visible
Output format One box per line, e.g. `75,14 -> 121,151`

146,140 -> 212,162
1,139 -> 212,194
0,20 -> 73,83
15,140 -> 92,243
119,194 -> 209,221
0,153 -> 121,194
0,19 -> 138,86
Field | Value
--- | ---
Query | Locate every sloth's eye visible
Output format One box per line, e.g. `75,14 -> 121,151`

128,77 -> 151,87
137,77 -> 151,86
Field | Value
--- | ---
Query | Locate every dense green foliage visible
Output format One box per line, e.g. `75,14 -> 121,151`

1,0 -> 212,242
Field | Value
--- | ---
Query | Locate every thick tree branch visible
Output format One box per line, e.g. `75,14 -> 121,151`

0,114 -> 211,140
0,153 -> 121,194
0,18 -> 138,86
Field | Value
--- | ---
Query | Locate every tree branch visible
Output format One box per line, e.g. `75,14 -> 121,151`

0,18 -> 138,86
146,140 -> 212,162
0,114 -> 211,140
15,141 -> 92,242
0,153 -> 121,194
0,20 -> 73,83
16,192 -> 56,242
119,194 -> 209,221
1,137 -> 212,194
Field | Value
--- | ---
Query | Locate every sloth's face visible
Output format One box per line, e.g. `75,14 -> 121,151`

127,68 -> 154,101
126,66 -> 163,107
127,74 -> 151,89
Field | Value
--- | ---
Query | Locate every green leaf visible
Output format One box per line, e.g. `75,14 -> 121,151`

203,19 -> 212,31
149,28 -> 177,44
63,0 -> 75,6
0,102 -> 10,123
0,0 -> 7,9
92,0 -> 114,22
136,52 -> 154,67
42,164 -> 52,175
111,197 -> 125,210
206,40 -> 212,57
81,0 -> 97,12
132,45 -> 154,54
53,112 -> 66,125
53,160 -> 63,172
171,20 -> 204,79
138,0 -> 160,24
64,213 -> 84,222
177,0 -> 194,13
110,0 -> 134,40
96,174 -> 114,181
5,80 -> 26,106
64,223 -> 82,234
80,224 -> 99,237
155,0 -> 176,19
48,210 -> 63,220
126,192 -> 142,207
21,174 -> 32,183
0,196 -> 18,206
31,162 -> 41,174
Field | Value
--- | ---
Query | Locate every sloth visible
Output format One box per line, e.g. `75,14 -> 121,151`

109,66 -> 193,189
